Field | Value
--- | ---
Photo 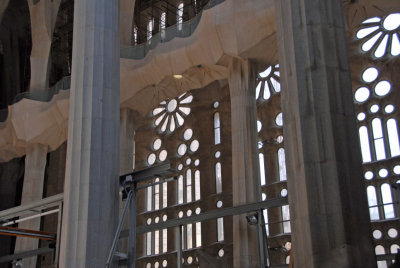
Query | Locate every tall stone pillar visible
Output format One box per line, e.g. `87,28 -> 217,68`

275,0 -> 375,267
14,144 -> 48,268
228,57 -> 261,268
59,0 -> 120,266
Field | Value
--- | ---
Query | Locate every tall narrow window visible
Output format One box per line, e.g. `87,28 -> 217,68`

162,229 -> 168,253
215,162 -> 222,193
154,230 -> 160,254
367,186 -> 379,220
186,169 -> 192,203
133,26 -> 138,45
147,18 -> 154,41
387,118 -> 400,157
195,170 -> 201,200
178,175 -> 184,204
259,153 -> 266,185
162,182 -> 168,208
359,126 -> 372,162
263,209 -> 269,236
177,3 -> 184,30
154,178 -> 160,210
217,218 -> 224,241
160,12 -> 166,39
372,118 -> 386,160
278,148 -> 287,181
147,186 -> 152,211
146,232 -> 152,255
196,222 -> 202,247
187,223 -> 193,248
282,205 -> 291,233
381,183 -> 395,219
214,112 -> 221,144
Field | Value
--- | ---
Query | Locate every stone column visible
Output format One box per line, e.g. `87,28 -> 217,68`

14,144 -> 48,268
59,0 -> 120,266
228,57 -> 261,268
275,0 -> 375,267
28,0 -> 61,91
119,108 -> 135,253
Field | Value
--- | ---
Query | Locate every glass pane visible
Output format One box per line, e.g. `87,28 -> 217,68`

146,232 -> 152,255
359,126 -> 372,162
186,169 -> 192,203
155,230 -> 159,254
147,186 -> 152,211
387,119 -> 400,157
278,148 -> 287,181
196,222 -> 202,247
163,183 -> 168,208
381,184 -> 395,219
195,170 -> 201,200
282,205 -> 291,233
162,229 -> 167,253
187,223 -> 193,249
259,153 -> 266,185
178,175 -> 183,204
217,218 -> 224,241
216,162 -> 222,193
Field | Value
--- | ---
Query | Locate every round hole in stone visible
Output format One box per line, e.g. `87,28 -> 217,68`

262,193 -> 267,201
385,104 -> 395,114
217,200 -> 223,208
375,81 -> 391,96
162,260 -> 167,267
178,211 -> 183,218
379,168 -> 389,178
187,209 -> 192,217
190,140 -> 200,152
163,215 -> 168,221
285,242 -> 292,251
186,158 -> 191,165
195,207 -> 201,214
364,171 -> 374,180
276,136 -> 284,143
154,262 -> 159,268
146,263 -> 151,268
383,13 -> 400,31
388,228 -> 398,238
194,159 -> 200,166
213,101 -> 220,109
187,256 -> 193,264
373,230 -> 383,239
257,120 -> 262,132
218,249 -> 225,257
370,104 -> 380,113
281,189 -> 288,197
148,153 -> 156,165
159,150 -> 168,161
215,151 -> 221,158
147,218 -> 152,225
178,144 -> 187,156
184,128 -> 193,140
355,87 -> 370,102
167,99 -> 178,112
275,113 -> 283,126
394,165 -> 400,175
155,217 -> 159,223
153,139 -> 162,150
362,67 -> 379,83
177,163 -> 183,171
357,113 -> 366,121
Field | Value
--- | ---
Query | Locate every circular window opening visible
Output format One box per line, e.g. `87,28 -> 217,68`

385,104 -> 395,114
364,171 -> 374,180
194,159 -> 200,166
159,150 -> 168,161
146,263 -> 151,268
213,101 -> 220,109
195,207 -> 201,214
362,67 -> 379,83
354,87 -> 370,103
187,209 -> 192,216
178,211 -> 183,218
148,153 -> 156,165
217,200 -> 223,208
276,136 -> 284,143
177,163 -> 183,171
357,113 -> 366,121
379,168 -> 388,178
215,151 -> 221,158
370,104 -> 380,113
281,189 -> 288,197
153,139 -> 162,150
383,13 -> 400,31
218,249 -> 225,257
162,260 -> 167,267
375,81 -> 391,96
262,193 -> 267,201
155,217 -> 159,223
163,215 -> 168,221
186,158 -> 191,165
154,262 -> 159,268
184,128 -> 193,140
257,120 -> 262,132
178,144 -> 187,156
393,165 -> 400,175
275,113 -> 283,126
147,218 -> 152,225
373,229 -> 383,239
167,99 -> 178,112
388,228 -> 398,238
190,140 -> 200,152
187,256 -> 193,264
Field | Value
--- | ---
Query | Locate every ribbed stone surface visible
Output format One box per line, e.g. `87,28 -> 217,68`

275,0 -> 375,267
59,0 -> 120,266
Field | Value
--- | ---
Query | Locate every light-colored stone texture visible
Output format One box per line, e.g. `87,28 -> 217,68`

58,0 -> 120,266
28,0 -> 61,92
120,0 -> 136,47
228,57 -> 261,268
275,0 -> 375,267
14,144 -> 48,268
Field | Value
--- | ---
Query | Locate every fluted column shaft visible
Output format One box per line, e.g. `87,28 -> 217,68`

275,0 -> 375,267
59,0 -> 120,266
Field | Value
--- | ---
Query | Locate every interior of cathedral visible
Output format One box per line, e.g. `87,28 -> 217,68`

0,0 -> 399,267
